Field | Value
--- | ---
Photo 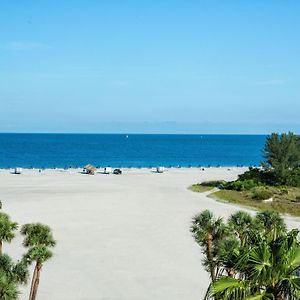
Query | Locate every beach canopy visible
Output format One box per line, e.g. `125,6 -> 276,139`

83,164 -> 96,175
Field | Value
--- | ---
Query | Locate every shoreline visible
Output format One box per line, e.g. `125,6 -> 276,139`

0,166 -> 252,171
0,166 -> 250,177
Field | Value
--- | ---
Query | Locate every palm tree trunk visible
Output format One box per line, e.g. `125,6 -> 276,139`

29,263 -> 38,300
31,263 -> 42,300
203,283 -> 212,300
227,269 -> 235,278
206,234 -> 215,281
274,292 -> 284,300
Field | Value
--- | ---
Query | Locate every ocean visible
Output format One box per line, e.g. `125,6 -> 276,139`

0,134 -> 266,168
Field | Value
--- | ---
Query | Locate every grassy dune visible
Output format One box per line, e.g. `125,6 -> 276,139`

209,188 -> 300,217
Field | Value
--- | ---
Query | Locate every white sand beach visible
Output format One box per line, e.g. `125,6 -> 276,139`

0,167 -> 299,300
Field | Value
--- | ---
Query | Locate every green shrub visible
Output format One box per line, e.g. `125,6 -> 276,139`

251,187 -> 274,200
201,180 -> 226,187
238,167 -> 262,181
223,165 -> 300,189
240,167 -> 277,185
286,168 -> 300,187
223,179 -> 262,191
222,181 -> 244,191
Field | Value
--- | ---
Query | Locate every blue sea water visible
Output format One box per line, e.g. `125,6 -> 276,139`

0,134 -> 266,168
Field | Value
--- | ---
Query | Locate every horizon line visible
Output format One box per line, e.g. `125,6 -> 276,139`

0,131 -> 272,135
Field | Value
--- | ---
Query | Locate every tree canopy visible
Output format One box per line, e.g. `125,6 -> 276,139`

264,132 -> 300,185
191,209 -> 300,299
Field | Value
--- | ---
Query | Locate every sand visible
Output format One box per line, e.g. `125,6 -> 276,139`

0,167 -> 299,300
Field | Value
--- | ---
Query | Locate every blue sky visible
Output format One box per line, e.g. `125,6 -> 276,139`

0,1 -> 299,133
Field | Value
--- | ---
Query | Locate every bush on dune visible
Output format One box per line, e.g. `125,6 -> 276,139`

237,167 -> 276,185
200,180 -> 226,188
222,179 -> 262,191
251,186 -> 274,200
285,167 -> 300,187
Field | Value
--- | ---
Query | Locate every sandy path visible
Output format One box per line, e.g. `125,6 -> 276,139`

0,167 -> 299,300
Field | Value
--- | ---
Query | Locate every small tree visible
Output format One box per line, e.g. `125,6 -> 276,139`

255,210 -> 287,240
0,212 -> 18,255
264,132 -> 300,184
191,210 -> 227,282
21,224 -> 56,300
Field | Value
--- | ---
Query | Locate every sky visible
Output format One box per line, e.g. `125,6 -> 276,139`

0,1 -> 299,134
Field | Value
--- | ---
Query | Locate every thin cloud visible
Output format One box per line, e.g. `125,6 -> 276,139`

5,41 -> 48,50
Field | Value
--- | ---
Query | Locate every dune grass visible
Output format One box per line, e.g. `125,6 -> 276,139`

189,179 -> 300,217
208,189 -> 300,217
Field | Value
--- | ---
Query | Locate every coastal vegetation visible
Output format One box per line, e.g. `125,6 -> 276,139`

21,224 -> 56,300
188,184 -> 214,193
210,186 -> 300,216
0,206 -> 55,300
188,181 -> 226,193
0,213 -> 18,255
190,132 -> 300,216
191,209 -> 300,299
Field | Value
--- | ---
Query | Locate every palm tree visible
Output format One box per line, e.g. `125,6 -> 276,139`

0,254 -> 29,300
255,210 -> 287,241
210,227 -> 300,299
21,223 -> 56,300
228,211 -> 254,246
191,210 -> 227,282
0,212 -> 18,255
191,209 -> 300,299
215,236 -> 240,278
0,271 -> 19,300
